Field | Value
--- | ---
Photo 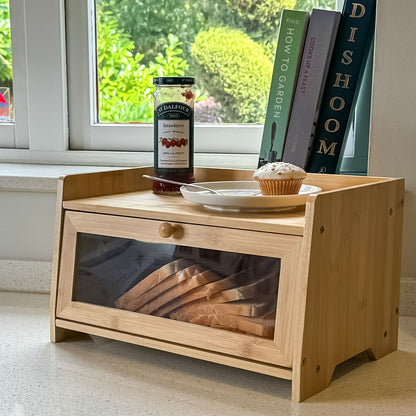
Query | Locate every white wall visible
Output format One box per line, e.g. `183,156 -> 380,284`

0,190 -> 56,260
0,189 -> 55,291
369,0 -> 416,279
0,165 -> 123,292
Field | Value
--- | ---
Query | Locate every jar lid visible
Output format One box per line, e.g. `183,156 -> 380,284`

153,76 -> 195,85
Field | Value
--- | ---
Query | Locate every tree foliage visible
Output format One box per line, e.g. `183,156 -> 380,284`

191,27 -> 273,123
221,0 -> 296,45
96,0 -> 335,64
96,0 -> 211,65
97,8 -> 188,122
296,0 -> 336,10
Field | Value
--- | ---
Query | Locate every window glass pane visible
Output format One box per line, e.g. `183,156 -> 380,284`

95,0 -> 335,125
74,233 -> 281,339
0,0 -> 13,122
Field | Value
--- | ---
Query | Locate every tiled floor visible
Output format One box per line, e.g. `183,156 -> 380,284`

1,291 -> 416,416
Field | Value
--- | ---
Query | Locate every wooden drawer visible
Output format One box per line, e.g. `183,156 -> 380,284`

56,210 -> 302,370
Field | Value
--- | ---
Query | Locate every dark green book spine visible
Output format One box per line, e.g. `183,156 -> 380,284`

257,9 -> 309,168
306,0 -> 376,174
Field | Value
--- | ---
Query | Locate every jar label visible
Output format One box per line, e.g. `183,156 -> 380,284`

155,103 -> 193,169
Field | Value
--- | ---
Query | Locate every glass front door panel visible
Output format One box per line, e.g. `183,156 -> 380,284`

73,233 -> 281,339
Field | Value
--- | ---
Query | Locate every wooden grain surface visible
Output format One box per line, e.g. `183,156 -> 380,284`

55,318 -> 293,380
292,177 -> 405,401
63,190 -> 308,235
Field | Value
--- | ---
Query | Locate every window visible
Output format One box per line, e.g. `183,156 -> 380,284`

1,0 -> 369,174
68,0 -> 337,154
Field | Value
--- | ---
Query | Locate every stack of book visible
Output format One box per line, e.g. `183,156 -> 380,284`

257,0 -> 376,174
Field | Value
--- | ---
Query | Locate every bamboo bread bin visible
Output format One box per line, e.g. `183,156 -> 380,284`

50,166 -> 404,401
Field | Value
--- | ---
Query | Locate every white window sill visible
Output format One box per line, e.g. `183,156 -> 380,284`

0,152 -> 258,192
0,163 -> 126,192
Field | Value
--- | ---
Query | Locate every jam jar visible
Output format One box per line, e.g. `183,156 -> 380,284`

153,77 -> 195,194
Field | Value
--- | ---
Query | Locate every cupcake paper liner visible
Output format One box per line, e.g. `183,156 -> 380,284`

256,178 -> 304,195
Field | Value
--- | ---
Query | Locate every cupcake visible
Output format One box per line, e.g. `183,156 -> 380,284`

253,162 -> 306,195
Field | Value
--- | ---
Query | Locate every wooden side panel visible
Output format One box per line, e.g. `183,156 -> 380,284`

292,178 -> 405,402
61,166 -> 154,201
51,205 -> 82,342
49,179 -> 65,342
61,166 -> 255,202
304,172 -> 390,192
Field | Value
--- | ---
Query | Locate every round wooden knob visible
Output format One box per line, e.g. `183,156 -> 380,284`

159,222 -> 174,238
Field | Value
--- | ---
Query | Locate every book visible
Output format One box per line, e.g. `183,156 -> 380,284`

282,9 -> 341,169
257,9 -> 309,168
306,0 -> 376,173
337,23 -> 375,174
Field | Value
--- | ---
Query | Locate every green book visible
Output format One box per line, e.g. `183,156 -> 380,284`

258,9 -> 309,168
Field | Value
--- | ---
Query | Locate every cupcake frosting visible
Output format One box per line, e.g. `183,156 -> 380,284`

253,162 -> 306,180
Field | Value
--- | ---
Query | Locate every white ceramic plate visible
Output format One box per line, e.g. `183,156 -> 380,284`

180,181 -> 322,212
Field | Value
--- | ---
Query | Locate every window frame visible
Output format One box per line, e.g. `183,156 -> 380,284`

0,0 -> 67,151
1,0 -> 363,172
